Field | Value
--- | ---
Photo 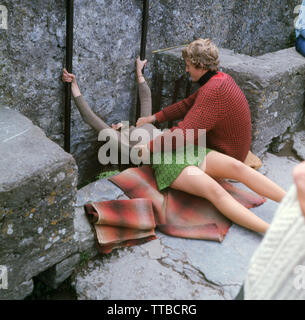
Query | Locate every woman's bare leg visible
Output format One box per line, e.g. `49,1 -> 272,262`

170,166 -> 269,233
200,151 -> 286,203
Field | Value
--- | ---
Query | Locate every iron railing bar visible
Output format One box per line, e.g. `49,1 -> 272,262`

64,0 -> 74,153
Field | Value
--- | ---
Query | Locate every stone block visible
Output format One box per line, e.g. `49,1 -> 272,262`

31,176 -> 127,291
8,280 -> 34,300
153,47 -> 305,155
38,253 -> 80,289
73,177 -> 126,257
0,106 -> 78,299
292,131 -> 305,160
34,175 -> 129,293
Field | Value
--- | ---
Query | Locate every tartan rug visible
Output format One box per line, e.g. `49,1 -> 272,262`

85,165 -> 266,253
85,198 -> 156,254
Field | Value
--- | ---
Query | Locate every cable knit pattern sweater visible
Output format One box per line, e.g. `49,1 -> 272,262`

244,184 -> 305,300
149,72 -> 251,162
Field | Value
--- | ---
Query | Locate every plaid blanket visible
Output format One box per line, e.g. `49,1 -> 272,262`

85,198 -> 156,254
85,165 -> 266,253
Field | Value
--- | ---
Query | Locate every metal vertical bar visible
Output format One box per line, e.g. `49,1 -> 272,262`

135,0 -> 149,121
140,0 -> 149,60
168,76 -> 182,128
64,0 -> 74,153
185,77 -> 192,98
154,72 -> 163,115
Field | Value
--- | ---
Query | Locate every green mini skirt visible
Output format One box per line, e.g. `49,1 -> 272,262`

150,144 -> 212,191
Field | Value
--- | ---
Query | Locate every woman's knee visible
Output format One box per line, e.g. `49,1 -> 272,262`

216,155 -> 248,179
205,181 -> 229,202
205,151 -> 247,178
230,158 -> 248,175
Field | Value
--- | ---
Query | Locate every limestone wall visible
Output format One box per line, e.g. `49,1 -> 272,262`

0,0 -> 300,184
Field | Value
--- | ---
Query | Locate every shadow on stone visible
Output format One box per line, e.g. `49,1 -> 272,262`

25,276 -> 77,300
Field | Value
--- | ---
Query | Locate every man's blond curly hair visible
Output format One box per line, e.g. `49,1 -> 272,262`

182,38 -> 220,72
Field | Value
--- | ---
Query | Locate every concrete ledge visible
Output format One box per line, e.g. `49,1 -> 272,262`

0,106 -> 78,299
153,47 -> 305,155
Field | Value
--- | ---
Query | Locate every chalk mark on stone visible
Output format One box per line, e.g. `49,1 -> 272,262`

3,128 -> 31,143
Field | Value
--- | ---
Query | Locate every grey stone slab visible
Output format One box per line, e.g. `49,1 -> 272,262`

0,107 -> 79,299
220,48 -> 305,155
74,178 -> 124,207
0,107 -> 76,189
73,153 -> 301,300
73,206 -> 97,255
72,239 -> 227,300
0,279 -> 34,300
292,131 -> 305,161
73,177 -> 127,256
38,253 -> 81,289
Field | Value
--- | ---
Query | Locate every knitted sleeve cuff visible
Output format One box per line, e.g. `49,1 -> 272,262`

155,110 -> 167,123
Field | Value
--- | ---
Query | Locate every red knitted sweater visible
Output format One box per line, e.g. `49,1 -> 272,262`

149,72 -> 251,162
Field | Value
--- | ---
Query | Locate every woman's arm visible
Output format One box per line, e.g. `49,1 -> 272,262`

135,57 -> 156,126
73,95 -> 111,133
62,68 -> 111,133
136,84 -> 197,128
62,68 -> 81,97
136,57 -> 152,117
293,161 -> 305,217
148,86 -> 220,153
154,90 -> 198,124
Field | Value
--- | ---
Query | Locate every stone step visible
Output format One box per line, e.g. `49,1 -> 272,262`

152,46 -> 305,156
0,106 -> 78,299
